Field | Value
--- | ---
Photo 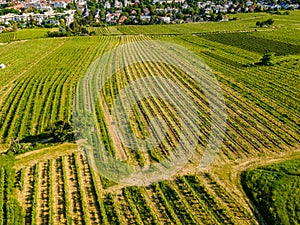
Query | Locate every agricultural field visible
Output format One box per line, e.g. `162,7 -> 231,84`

0,12 -> 299,225
0,28 -> 55,43
88,26 -> 122,35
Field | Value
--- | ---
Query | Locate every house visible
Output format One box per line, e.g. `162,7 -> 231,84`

140,15 -> 151,21
104,1 -> 111,9
106,12 -> 115,22
161,16 -> 170,23
45,19 -> 60,26
54,2 -> 67,8
152,0 -> 165,4
65,14 -> 74,25
246,1 -> 253,6
82,5 -> 89,17
205,8 -> 212,14
182,3 -> 189,9
114,0 -> 123,8
156,8 -> 165,14
124,0 -> 130,7
119,15 -> 127,23
7,3 -> 25,10
143,8 -> 150,16
131,9 -> 137,15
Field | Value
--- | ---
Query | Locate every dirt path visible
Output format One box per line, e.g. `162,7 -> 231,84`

99,93 -> 128,161
15,143 -> 79,170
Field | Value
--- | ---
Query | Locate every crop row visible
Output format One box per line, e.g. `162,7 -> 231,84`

0,36 -> 118,142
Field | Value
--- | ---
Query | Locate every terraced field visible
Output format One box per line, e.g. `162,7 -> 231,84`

0,12 -> 299,225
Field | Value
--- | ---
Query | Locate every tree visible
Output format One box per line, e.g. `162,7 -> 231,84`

48,121 -> 75,142
216,11 -> 223,21
256,19 -> 274,27
259,53 -> 274,66
7,138 -> 32,155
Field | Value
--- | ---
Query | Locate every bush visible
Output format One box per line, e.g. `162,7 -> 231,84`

259,53 -> 274,66
46,31 -> 71,37
256,19 -> 274,27
47,121 -> 75,142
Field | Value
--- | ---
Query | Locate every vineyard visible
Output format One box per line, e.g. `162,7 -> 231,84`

88,26 -> 122,35
0,28 -> 54,43
13,150 -> 255,225
0,12 -> 299,225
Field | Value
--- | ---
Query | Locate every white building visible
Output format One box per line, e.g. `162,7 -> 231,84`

104,1 -> 111,8
140,15 -> 151,21
54,2 -> 68,8
161,16 -> 170,23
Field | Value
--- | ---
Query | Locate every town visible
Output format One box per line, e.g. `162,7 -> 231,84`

0,0 -> 299,32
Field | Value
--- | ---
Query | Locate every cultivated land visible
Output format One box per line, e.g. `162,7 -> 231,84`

0,11 -> 299,224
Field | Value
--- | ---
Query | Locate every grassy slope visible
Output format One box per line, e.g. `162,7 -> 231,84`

242,158 -> 300,225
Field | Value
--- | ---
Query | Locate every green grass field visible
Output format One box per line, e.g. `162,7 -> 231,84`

0,11 -> 299,225
242,158 -> 300,225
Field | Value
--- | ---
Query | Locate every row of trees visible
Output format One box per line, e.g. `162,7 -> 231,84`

256,18 -> 274,27
7,120 -> 75,155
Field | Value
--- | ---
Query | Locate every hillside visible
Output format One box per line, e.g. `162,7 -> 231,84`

242,158 -> 300,225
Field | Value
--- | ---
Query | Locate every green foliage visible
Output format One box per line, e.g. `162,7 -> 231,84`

100,176 -> 117,189
123,186 -> 159,224
202,32 -> 300,55
47,30 -> 71,37
158,180 -> 197,224
103,193 -> 122,225
256,18 -> 274,27
242,159 -> 300,225
0,154 -> 23,225
47,121 -> 75,142
259,53 -> 274,66
7,138 -> 33,155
